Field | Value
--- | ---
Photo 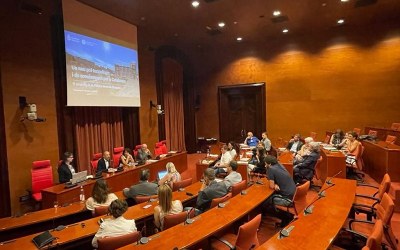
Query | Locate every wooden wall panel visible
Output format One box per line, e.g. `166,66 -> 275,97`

195,29 -> 400,144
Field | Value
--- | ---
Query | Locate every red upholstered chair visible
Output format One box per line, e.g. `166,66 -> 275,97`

134,195 -> 158,204
160,143 -> 168,154
90,152 -> 102,174
391,123 -> 400,131
368,130 -> 378,137
163,211 -> 188,230
93,206 -> 109,217
31,160 -> 54,202
353,128 -> 362,136
210,193 -> 232,209
172,178 -> 193,191
154,142 -> 164,157
275,181 -> 310,216
211,214 -> 262,250
385,135 -> 397,144
97,231 -> 140,250
112,147 -> 124,168
231,180 -> 247,197
324,134 -> 331,144
133,144 -> 142,158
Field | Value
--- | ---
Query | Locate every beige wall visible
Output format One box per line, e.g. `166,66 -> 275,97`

195,28 -> 400,144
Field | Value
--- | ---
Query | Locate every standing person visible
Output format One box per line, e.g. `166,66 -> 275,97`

136,144 -> 152,164
158,162 -> 182,188
261,132 -> 272,151
119,148 -> 135,166
244,132 -> 259,147
92,199 -> 137,248
58,152 -> 76,184
153,184 -> 183,231
286,134 -> 304,153
96,151 -> 111,174
86,179 -> 118,212
263,155 -> 296,227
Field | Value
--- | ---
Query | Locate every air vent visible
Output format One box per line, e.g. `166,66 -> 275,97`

354,0 -> 378,8
206,26 -> 222,36
271,15 -> 289,23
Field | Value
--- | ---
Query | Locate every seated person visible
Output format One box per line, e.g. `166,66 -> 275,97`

293,137 -> 314,164
261,132 -> 272,151
263,155 -> 296,227
330,129 -> 345,147
213,145 -> 233,175
119,148 -> 135,167
154,184 -> 183,231
293,142 -> 320,184
96,151 -> 111,174
338,132 -> 350,150
244,132 -> 259,147
248,147 -> 267,174
195,168 -> 228,214
286,134 -> 304,153
223,161 -> 243,189
92,199 -> 137,249
158,162 -> 182,188
227,141 -> 238,159
86,179 -> 118,212
136,144 -> 152,164
58,152 -> 76,184
344,131 -> 361,169
123,168 -> 158,198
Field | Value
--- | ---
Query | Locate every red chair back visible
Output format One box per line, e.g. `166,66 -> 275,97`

134,195 -> 158,204
90,153 -> 102,174
163,211 -> 188,230
97,231 -> 140,250
154,142 -> 164,157
364,219 -> 383,250
391,123 -> 400,131
353,128 -> 361,136
160,144 -> 168,154
94,206 -> 109,217
386,135 -> 397,144
231,180 -> 247,197
113,147 -> 124,168
31,160 -> 54,202
368,130 -> 378,137
210,193 -> 232,209
324,135 -> 331,144
172,178 -> 193,191
235,214 -> 262,249
377,174 -> 391,201
134,144 -> 142,157
293,181 -> 310,215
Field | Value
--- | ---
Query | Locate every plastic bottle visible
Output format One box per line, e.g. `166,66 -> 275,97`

79,186 -> 85,202
206,148 -> 210,157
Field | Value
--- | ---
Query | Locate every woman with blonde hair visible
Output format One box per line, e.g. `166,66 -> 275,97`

153,184 -> 183,230
158,162 -> 182,188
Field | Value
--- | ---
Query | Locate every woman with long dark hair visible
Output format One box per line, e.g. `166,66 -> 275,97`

86,179 -> 118,211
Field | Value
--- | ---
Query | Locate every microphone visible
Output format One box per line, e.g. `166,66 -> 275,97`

35,117 -> 46,122
278,216 -> 298,239
303,195 -> 324,215
325,171 -> 342,185
139,226 -> 149,244
185,207 -> 195,224
318,183 -> 336,198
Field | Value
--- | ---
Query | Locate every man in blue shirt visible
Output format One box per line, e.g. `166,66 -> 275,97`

244,132 -> 259,147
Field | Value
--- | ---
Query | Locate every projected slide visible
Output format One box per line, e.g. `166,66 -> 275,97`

64,30 -> 140,106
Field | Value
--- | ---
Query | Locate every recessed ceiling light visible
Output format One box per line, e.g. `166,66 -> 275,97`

340,0 -> 349,2
218,22 -> 225,28
233,21 -> 238,25
282,29 -> 289,33
236,37 -> 242,41
337,19 -> 345,24
192,1 -> 200,8
273,10 -> 281,16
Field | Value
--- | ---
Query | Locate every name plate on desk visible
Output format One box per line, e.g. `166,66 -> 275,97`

147,159 -> 159,163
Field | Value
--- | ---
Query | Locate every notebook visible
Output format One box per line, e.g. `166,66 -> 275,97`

32,231 -> 55,249
158,170 -> 168,180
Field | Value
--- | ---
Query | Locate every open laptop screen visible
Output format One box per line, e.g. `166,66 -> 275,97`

158,170 -> 168,180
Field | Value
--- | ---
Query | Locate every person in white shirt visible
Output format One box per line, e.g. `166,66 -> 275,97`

86,179 -> 118,212
227,141 -> 238,159
224,161 -> 243,189
286,134 -> 304,153
154,184 -> 183,231
214,145 -> 233,175
92,199 -> 137,248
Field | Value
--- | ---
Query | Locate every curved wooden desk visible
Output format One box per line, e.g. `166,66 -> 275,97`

41,152 -> 187,208
118,181 -> 274,250
0,182 -> 201,250
258,178 -> 356,250
319,148 -> 346,181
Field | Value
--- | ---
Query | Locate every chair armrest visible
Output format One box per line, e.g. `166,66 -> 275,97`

352,203 -> 375,214
355,194 -> 380,202
211,236 -> 235,250
342,228 -> 368,241
356,183 -> 378,189
348,219 -> 374,230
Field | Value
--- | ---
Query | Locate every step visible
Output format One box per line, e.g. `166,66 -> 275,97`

389,182 -> 400,212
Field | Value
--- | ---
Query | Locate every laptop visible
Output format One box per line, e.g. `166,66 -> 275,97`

158,170 -> 168,180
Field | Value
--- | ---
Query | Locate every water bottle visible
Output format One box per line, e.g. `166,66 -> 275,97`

207,148 -> 210,158
79,186 -> 85,202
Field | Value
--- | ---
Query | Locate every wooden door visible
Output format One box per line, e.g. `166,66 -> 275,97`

218,83 -> 266,143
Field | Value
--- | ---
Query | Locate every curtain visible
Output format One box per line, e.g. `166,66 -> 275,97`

162,58 -> 186,151
73,107 -> 124,171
